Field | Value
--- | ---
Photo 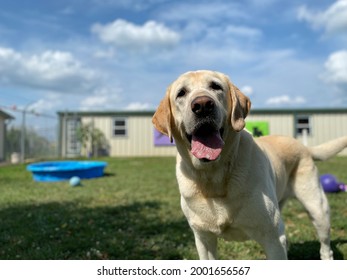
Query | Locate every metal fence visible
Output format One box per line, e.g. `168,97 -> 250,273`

5,109 -> 58,162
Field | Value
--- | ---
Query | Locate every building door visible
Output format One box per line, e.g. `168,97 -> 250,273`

66,118 -> 81,157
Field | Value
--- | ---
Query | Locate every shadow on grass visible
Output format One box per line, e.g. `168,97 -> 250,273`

288,239 -> 346,260
2,201 -> 344,260
0,201 -> 193,260
103,172 -> 116,177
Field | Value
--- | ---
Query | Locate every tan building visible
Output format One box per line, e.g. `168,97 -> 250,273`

57,108 -> 347,158
0,110 -> 14,161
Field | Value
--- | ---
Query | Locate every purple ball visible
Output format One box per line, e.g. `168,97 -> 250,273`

320,174 -> 340,193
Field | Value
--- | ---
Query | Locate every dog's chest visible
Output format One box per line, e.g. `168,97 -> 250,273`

178,164 -> 248,240
181,195 -> 235,235
181,196 -> 248,241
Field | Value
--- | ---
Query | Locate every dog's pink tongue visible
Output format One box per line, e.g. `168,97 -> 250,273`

191,131 -> 224,161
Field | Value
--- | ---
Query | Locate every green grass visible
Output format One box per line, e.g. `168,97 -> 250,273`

0,157 -> 346,260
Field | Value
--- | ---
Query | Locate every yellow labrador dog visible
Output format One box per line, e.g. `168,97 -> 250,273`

152,70 -> 347,260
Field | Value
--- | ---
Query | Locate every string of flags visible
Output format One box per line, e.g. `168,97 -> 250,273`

0,104 -> 56,119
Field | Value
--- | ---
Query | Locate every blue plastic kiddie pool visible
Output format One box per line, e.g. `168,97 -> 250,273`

27,161 -> 107,182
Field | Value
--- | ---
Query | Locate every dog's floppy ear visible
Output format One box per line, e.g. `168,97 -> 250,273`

229,82 -> 251,132
152,86 -> 173,142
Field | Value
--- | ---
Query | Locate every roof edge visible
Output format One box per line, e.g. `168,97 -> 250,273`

0,110 -> 15,120
57,107 -> 347,117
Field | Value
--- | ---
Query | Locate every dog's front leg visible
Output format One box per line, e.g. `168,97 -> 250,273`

252,219 -> 288,260
193,230 -> 217,260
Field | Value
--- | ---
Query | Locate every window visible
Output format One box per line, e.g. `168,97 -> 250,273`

113,117 -> 127,137
295,115 -> 311,136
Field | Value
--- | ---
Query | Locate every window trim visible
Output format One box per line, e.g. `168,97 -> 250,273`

295,114 -> 311,137
112,117 -> 128,137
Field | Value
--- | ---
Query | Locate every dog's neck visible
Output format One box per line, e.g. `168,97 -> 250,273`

177,130 -> 242,198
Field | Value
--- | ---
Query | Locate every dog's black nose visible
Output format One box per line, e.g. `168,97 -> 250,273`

191,96 -> 215,117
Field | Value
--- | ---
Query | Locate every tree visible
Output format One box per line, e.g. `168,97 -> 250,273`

5,126 -> 56,160
76,123 -> 108,157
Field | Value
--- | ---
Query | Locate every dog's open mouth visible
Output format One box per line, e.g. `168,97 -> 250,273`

187,124 -> 224,162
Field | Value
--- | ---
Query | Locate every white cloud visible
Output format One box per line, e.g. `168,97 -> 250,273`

225,25 -> 262,38
29,93 -> 63,113
240,85 -> 254,96
125,102 -> 154,111
158,2 -> 247,23
60,7 -> 74,15
298,0 -> 347,35
91,0 -> 166,11
27,51 -> 87,81
247,0 -> 279,7
266,95 -> 306,106
323,50 -> 347,84
93,48 -> 115,59
79,88 -> 122,110
0,47 -> 97,93
91,19 -> 180,50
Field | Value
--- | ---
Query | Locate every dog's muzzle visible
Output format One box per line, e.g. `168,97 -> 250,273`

187,96 -> 224,162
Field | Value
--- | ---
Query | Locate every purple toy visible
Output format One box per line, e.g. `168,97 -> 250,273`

320,174 -> 346,193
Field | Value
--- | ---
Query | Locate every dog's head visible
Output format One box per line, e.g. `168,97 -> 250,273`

153,70 -> 251,167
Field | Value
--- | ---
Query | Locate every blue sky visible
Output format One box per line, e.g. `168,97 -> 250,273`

1,0 -> 347,129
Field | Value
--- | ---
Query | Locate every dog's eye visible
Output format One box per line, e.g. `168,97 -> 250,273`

210,81 -> 222,91
177,88 -> 187,98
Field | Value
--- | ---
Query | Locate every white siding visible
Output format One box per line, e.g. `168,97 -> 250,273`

297,113 -> 347,156
248,112 -> 347,156
60,110 -> 347,157
82,115 -> 176,157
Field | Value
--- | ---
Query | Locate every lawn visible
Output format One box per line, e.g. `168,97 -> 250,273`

0,157 -> 346,260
